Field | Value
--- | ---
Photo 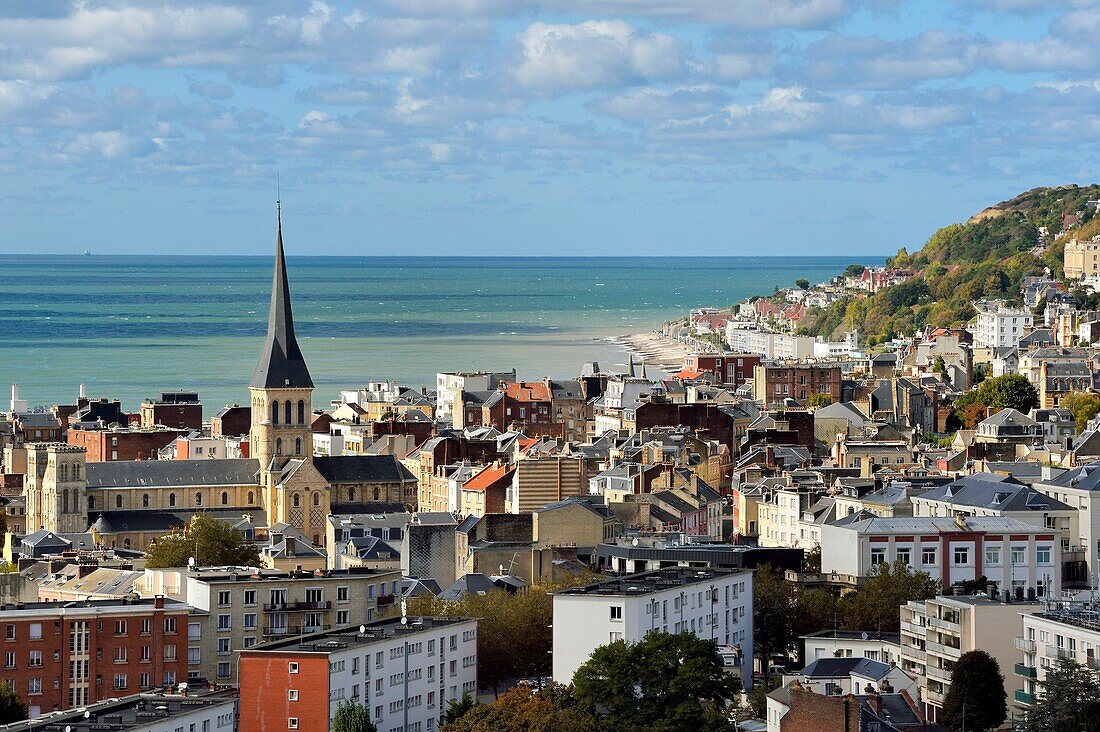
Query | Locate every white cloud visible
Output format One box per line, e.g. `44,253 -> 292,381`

64,130 -> 157,159
595,85 -> 726,120
509,20 -> 684,94
541,0 -> 853,27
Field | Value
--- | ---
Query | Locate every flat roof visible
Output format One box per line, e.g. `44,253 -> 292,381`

2,689 -> 236,731
244,617 -> 477,654
173,565 -> 398,583
554,567 -> 749,597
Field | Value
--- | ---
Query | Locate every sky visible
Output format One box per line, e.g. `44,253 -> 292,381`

0,0 -> 1098,257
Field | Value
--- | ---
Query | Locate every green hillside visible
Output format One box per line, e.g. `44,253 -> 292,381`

798,184 -> 1100,345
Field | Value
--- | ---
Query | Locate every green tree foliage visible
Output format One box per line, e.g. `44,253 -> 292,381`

955,373 -> 1040,418
407,577 -> 596,696
442,685 -> 598,732
942,650 -> 1007,732
145,514 -> 260,569
1053,699 -> 1100,732
332,701 -> 378,732
794,278 -> 810,289
0,684 -> 27,725
843,264 -> 866,278
443,694 -> 478,725
806,393 -> 833,408
1024,657 -> 1100,732
835,561 -> 939,634
572,632 -> 737,731
803,546 -> 821,573
1060,392 -> 1100,434
753,565 -> 797,661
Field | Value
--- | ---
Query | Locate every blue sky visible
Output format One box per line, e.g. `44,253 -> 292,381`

0,0 -> 1097,256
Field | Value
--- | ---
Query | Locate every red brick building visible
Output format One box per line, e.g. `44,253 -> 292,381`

679,353 -> 760,387
211,405 -> 251,437
0,598 -> 190,717
752,363 -> 843,405
67,427 -> 187,462
139,392 -> 202,430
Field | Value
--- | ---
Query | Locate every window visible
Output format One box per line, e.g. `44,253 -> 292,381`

28,650 -> 41,667
296,438 -> 302,455
164,617 -> 177,634
188,622 -> 201,640
610,606 -> 622,621
985,547 -> 1001,566
142,494 -> 149,507
218,639 -> 231,655
188,647 -> 202,665
116,494 -> 123,508
218,591 -> 231,607
244,590 -> 256,606
896,548 -> 911,566
870,548 -> 886,565
1012,546 -> 1027,565
28,623 -> 41,640
168,493 -> 176,507
5,625 -> 14,641
4,652 -> 14,668
115,647 -> 127,663
244,614 -> 257,630
217,662 -> 230,679
610,631 -> 623,642
288,719 -> 299,730
222,492 -> 229,506
163,644 -> 177,662
337,587 -> 349,602
922,548 -> 937,565
243,637 -> 256,649
289,662 -> 299,674
298,400 -> 306,424
218,615 -> 231,631
28,677 -> 41,695
1037,546 -> 1052,564
271,402 -> 279,425
953,547 -> 969,565
195,493 -> 202,506
288,690 -> 299,701
285,401 -> 292,425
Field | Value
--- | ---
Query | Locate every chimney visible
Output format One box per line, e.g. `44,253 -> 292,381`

154,596 -> 164,609
867,692 -> 882,715
79,383 -> 86,399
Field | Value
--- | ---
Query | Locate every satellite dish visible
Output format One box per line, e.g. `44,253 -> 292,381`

632,537 -> 639,547
359,625 -> 367,635
400,616 -> 408,625
861,632 -> 869,641
187,557 -> 195,568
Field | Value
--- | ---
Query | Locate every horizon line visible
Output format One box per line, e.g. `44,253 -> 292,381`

1,252 -> 894,259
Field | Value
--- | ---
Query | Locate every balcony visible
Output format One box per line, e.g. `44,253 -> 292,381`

925,641 -> 962,659
1015,690 -> 1035,706
1045,647 -> 1075,661
922,687 -> 946,705
1014,637 -> 1036,653
927,616 -> 961,632
1014,663 -> 1037,679
926,665 -> 953,683
263,601 -> 331,612
262,623 -> 331,637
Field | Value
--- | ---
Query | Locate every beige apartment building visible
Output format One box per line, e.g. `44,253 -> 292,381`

138,565 -> 402,685
1063,235 -> 1100,279
505,456 -> 587,513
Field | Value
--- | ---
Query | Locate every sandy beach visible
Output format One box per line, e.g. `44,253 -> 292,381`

612,331 -> 694,371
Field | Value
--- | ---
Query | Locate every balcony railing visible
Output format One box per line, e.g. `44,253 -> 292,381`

263,601 -> 331,612
1014,637 -> 1036,653
927,616 -> 961,632
262,623 -> 331,637
925,641 -> 962,659
1045,647 -> 1075,661
1015,690 -> 1035,706
1014,663 -> 1037,679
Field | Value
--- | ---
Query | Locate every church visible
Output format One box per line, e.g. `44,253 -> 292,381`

23,210 -> 418,550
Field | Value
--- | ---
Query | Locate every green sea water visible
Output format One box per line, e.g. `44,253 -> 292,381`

0,255 -> 857,414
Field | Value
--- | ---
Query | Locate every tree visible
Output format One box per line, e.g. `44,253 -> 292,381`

803,546 -> 821,573
753,565 -> 797,662
932,356 -> 947,377
443,694 -> 478,725
942,650 -> 1007,732
442,685 -> 598,732
145,514 -> 260,569
0,684 -> 27,725
961,402 -> 989,429
1061,392 -> 1100,434
806,393 -> 833,408
1053,699 -> 1100,732
332,700 -> 377,732
977,373 -> 1040,413
837,560 -> 939,633
794,278 -> 810,290
843,264 -> 866,278
572,632 -> 738,731
1024,657 -> 1100,732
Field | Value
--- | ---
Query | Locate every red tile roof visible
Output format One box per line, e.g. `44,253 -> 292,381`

504,382 -> 553,402
463,463 -> 514,492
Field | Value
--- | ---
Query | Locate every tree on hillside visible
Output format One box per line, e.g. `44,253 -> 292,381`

942,650 -> 1007,732
442,685 -> 598,732
837,560 -> 939,633
1024,657 -> 1100,732
0,685 -> 27,725
1061,392 -> 1100,434
332,701 -> 377,732
955,373 -> 1040,417
807,393 -> 833,408
572,632 -> 737,731
843,264 -> 865,278
145,514 -> 260,569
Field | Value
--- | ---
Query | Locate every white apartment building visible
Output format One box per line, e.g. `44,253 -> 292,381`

725,326 -> 815,360
435,371 -> 515,423
552,567 -> 753,688
820,515 -> 1061,596
899,594 -> 1039,723
1033,462 -> 1100,583
2,689 -> 238,732
800,629 -> 903,666
973,300 -> 1034,349
239,617 -> 478,732
1015,601 -> 1100,713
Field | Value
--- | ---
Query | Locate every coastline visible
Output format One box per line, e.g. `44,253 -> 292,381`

612,331 -> 694,371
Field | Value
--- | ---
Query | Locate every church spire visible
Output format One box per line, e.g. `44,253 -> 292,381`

250,203 -> 313,389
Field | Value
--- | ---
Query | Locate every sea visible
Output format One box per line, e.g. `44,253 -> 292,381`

0,255 -> 859,414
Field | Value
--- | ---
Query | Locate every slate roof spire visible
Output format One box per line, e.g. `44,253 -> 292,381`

250,202 -> 314,389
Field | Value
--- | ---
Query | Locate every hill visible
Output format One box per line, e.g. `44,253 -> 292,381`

798,184 -> 1100,345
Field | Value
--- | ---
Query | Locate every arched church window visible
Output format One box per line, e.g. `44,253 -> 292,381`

59,463 -> 68,481
271,401 -> 279,425
124,539 -> 131,550
284,401 -> 292,425
276,438 -> 283,455
62,489 -> 69,513
348,488 -> 355,502
116,495 -> 122,508
298,400 -> 306,424
312,492 -> 320,507
74,464 -> 80,480
293,493 -> 301,508
168,493 -> 176,507
295,438 -> 302,455
222,492 -> 229,506
373,487 -> 379,501
142,494 -> 149,508
247,491 -> 254,504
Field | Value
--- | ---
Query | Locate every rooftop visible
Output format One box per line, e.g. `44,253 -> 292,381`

1,689 -> 237,732
554,566 -> 749,597
245,616 -> 476,653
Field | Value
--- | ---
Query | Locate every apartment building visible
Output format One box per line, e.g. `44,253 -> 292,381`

899,594 -> 1039,723
973,300 -> 1034,349
239,617 -> 478,732
820,515 -> 1062,595
1033,462 -> 1100,583
752,363 -> 842,405
505,456 -> 587,514
436,370 -> 515,423
0,597 -> 190,718
1,687 -> 238,732
1015,600 -> 1100,713
552,567 -> 753,688
1063,235 -> 1100,279
138,565 -> 402,685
